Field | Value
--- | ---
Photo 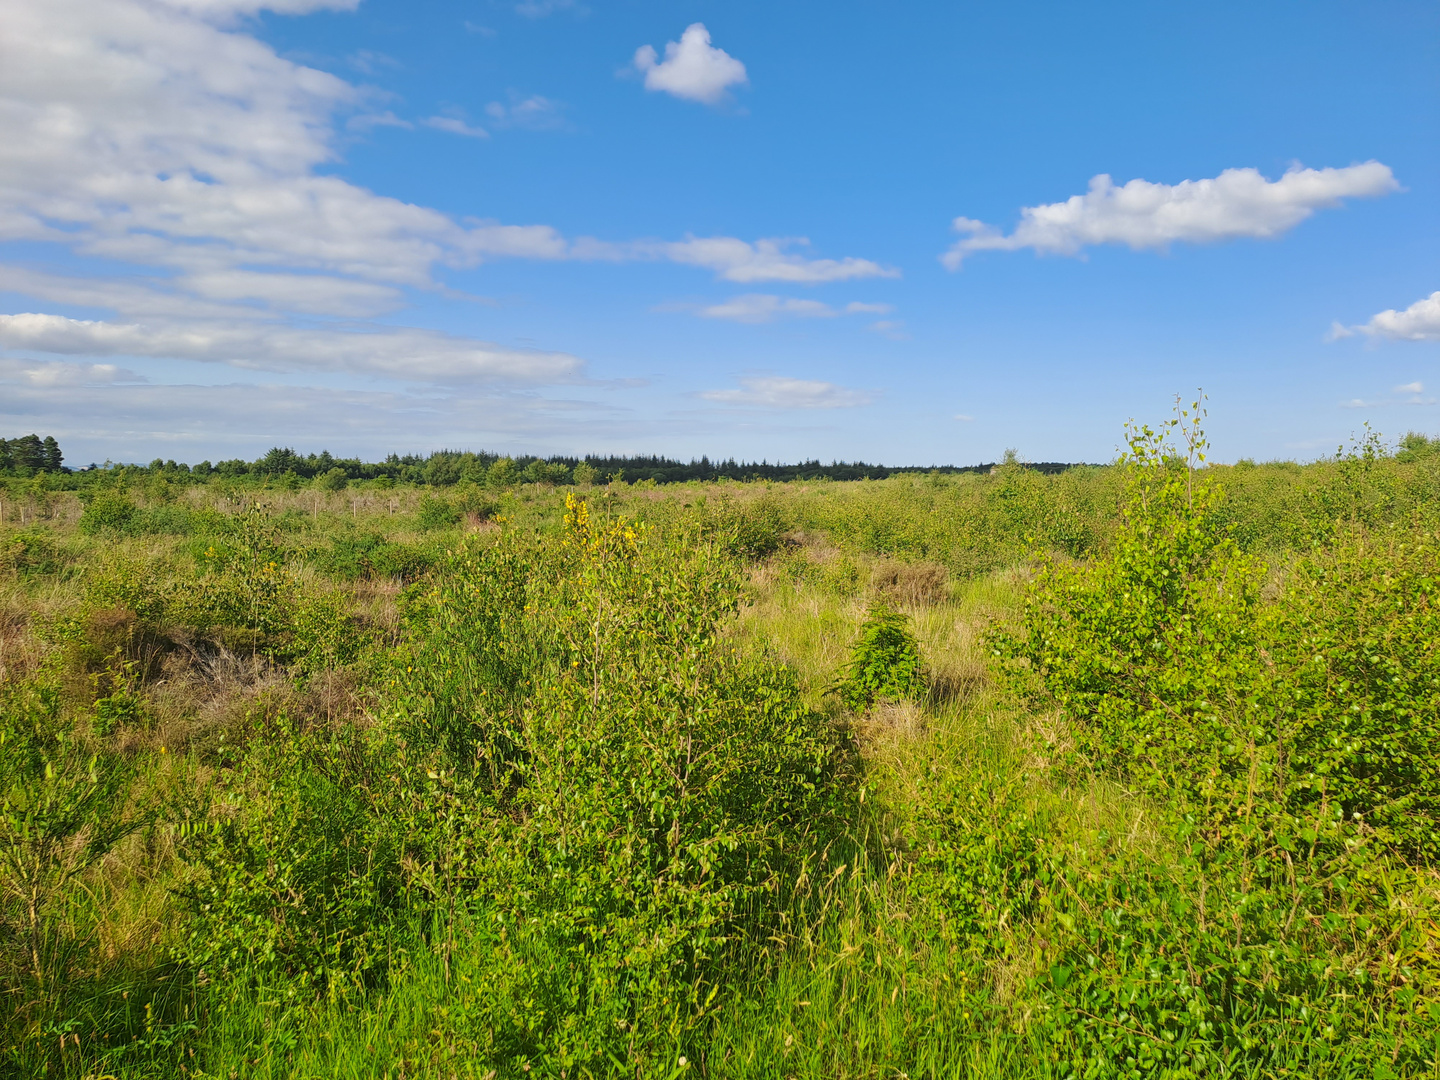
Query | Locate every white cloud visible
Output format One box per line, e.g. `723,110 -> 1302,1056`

484,94 -> 566,131
954,413 -> 975,422
177,270 -> 404,317
0,0 -> 889,404
157,0 -> 360,16
422,114 -> 490,139
867,319 -> 909,341
1396,381 -> 1425,394
697,295 -> 836,324
633,24 -> 747,106
0,313 -> 580,383
700,375 -> 875,409
942,163 -> 1399,268
690,295 -> 898,324
1344,292 -> 1440,342
0,0 -> 879,296
0,355 -> 146,387
660,237 -> 898,284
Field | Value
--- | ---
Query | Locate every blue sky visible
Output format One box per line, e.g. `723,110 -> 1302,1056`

0,0 -> 1436,466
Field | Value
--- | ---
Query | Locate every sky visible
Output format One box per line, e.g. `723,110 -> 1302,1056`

0,0 -> 1436,467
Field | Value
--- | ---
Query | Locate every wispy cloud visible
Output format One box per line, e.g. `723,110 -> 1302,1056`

700,375 -> 875,409
1339,381 -> 1436,409
348,49 -> 400,75
867,319 -> 909,341
0,313 -> 580,384
0,0 -> 894,435
692,295 -> 896,324
943,163 -> 1399,269
660,238 -> 898,284
484,93 -> 567,131
0,359 -> 631,466
422,112 -> 490,139
515,0 -> 581,18
697,295 -> 835,324
632,23 -> 747,106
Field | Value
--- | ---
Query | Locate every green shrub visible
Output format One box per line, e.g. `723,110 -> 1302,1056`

833,605 -> 926,710
176,727 -> 403,993
415,494 -> 461,531
318,467 -> 348,492
383,494 -> 852,1067
315,532 -> 435,582
78,490 -> 138,535
0,531 -> 69,578
0,747 -> 149,987
989,413 -> 1440,1070
716,492 -> 790,560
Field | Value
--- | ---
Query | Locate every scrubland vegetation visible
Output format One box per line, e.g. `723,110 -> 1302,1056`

6,418 -> 1440,1078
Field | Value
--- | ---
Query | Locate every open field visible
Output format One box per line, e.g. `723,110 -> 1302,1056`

5,430 -> 1440,1078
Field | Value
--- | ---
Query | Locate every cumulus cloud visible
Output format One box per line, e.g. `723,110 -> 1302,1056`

699,375 -> 875,409
0,0 -> 879,297
633,24 -> 747,105
0,313 -> 580,383
1337,292 -> 1440,342
1396,381 -> 1425,394
942,163 -> 1399,269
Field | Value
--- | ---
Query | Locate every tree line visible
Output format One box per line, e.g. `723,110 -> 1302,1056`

22,442 -> 1084,486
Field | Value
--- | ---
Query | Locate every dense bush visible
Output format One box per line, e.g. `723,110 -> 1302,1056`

78,490 -> 139,535
314,532 -> 435,582
990,418 -> 1440,1072
1003,424 -> 1440,861
176,728 -> 403,993
381,494 -> 852,1066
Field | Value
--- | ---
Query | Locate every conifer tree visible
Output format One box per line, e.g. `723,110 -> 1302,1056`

41,436 -> 62,472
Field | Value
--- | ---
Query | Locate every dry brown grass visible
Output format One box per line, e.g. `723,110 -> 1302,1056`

870,559 -> 949,606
